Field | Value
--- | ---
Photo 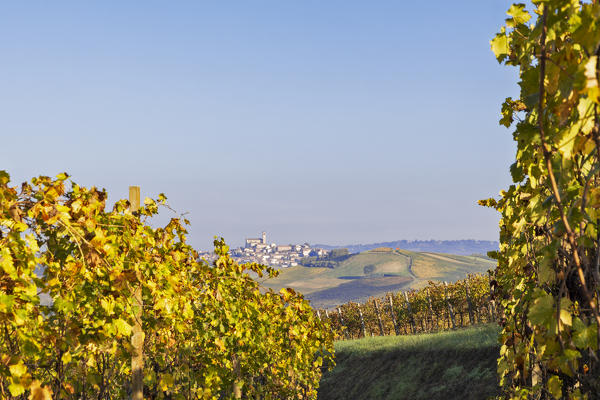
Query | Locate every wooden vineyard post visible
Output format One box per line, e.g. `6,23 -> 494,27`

488,271 -> 496,322
486,304 -> 493,323
358,305 -> 367,338
373,298 -> 385,336
426,288 -> 435,332
388,294 -> 400,336
443,281 -> 456,329
232,355 -> 242,399
129,186 -> 144,400
316,310 -> 322,321
337,307 -> 349,339
465,280 -> 475,326
324,309 -> 335,335
403,292 -> 416,334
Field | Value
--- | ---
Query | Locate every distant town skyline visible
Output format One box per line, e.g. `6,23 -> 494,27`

1,1 -> 517,251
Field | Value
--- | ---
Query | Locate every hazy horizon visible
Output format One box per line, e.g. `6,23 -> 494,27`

1,1 -> 517,250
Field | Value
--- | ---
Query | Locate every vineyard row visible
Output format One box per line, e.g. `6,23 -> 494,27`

315,273 -> 497,340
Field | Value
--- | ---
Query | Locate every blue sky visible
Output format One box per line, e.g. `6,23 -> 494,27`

1,1 -> 518,249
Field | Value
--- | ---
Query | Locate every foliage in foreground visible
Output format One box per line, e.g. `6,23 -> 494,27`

485,1 -> 600,398
0,171 -> 334,399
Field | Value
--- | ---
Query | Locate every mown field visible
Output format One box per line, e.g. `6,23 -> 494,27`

263,248 -> 496,308
318,324 -> 500,400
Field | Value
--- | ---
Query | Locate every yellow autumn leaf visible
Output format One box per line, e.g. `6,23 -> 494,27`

9,362 -> 27,378
29,380 -> 53,400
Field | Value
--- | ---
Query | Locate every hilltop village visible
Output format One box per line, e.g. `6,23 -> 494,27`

198,232 -> 330,268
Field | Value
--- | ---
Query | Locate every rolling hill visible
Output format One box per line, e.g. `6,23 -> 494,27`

313,240 -> 499,256
262,248 -> 496,308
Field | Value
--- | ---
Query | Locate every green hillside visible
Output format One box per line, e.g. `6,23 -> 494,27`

407,251 -> 496,283
318,325 -> 500,400
263,248 -> 495,308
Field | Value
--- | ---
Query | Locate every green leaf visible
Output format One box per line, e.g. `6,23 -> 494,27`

54,297 -> 74,313
491,32 -> 510,62
0,170 -> 9,185
528,292 -> 554,328
559,309 -> 572,327
159,373 -> 175,391
573,318 -> 598,350
559,297 -> 572,327
537,259 -> 555,284
547,375 -> 562,399
14,309 -> 27,326
510,162 -> 524,182
0,294 -> 14,313
506,4 -> 531,27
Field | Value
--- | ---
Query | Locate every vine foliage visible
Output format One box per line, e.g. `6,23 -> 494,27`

0,171 -> 333,399
484,1 -> 600,398
320,274 -> 496,340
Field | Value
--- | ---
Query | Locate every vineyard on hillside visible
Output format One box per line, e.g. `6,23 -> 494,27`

314,274 -> 497,340
0,172 -> 333,399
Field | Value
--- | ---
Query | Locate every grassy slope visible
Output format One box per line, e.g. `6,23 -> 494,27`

264,250 -> 412,308
318,325 -> 500,400
263,249 -> 496,308
408,251 -> 496,287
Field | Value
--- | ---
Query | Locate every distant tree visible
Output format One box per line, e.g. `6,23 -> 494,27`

363,265 -> 376,275
329,248 -> 349,258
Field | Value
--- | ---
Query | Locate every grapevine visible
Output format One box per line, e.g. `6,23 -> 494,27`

483,1 -> 600,398
317,274 -> 496,341
0,171 -> 334,399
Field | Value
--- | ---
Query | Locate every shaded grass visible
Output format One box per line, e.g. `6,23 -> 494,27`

318,324 -> 500,400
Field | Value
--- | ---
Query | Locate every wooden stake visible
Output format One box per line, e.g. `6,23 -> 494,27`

426,288 -> 435,331
324,309 -> 335,335
337,307 -> 349,339
443,281 -> 456,329
358,305 -> 367,338
465,280 -> 475,326
374,298 -> 385,336
488,270 -> 497,322
403,292 -> 416,334
388,294 -> 400,336
129,186 -> 144,400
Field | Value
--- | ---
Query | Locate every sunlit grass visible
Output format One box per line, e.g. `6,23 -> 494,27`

335,324 -> 499,354
319,324 -> 500,400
